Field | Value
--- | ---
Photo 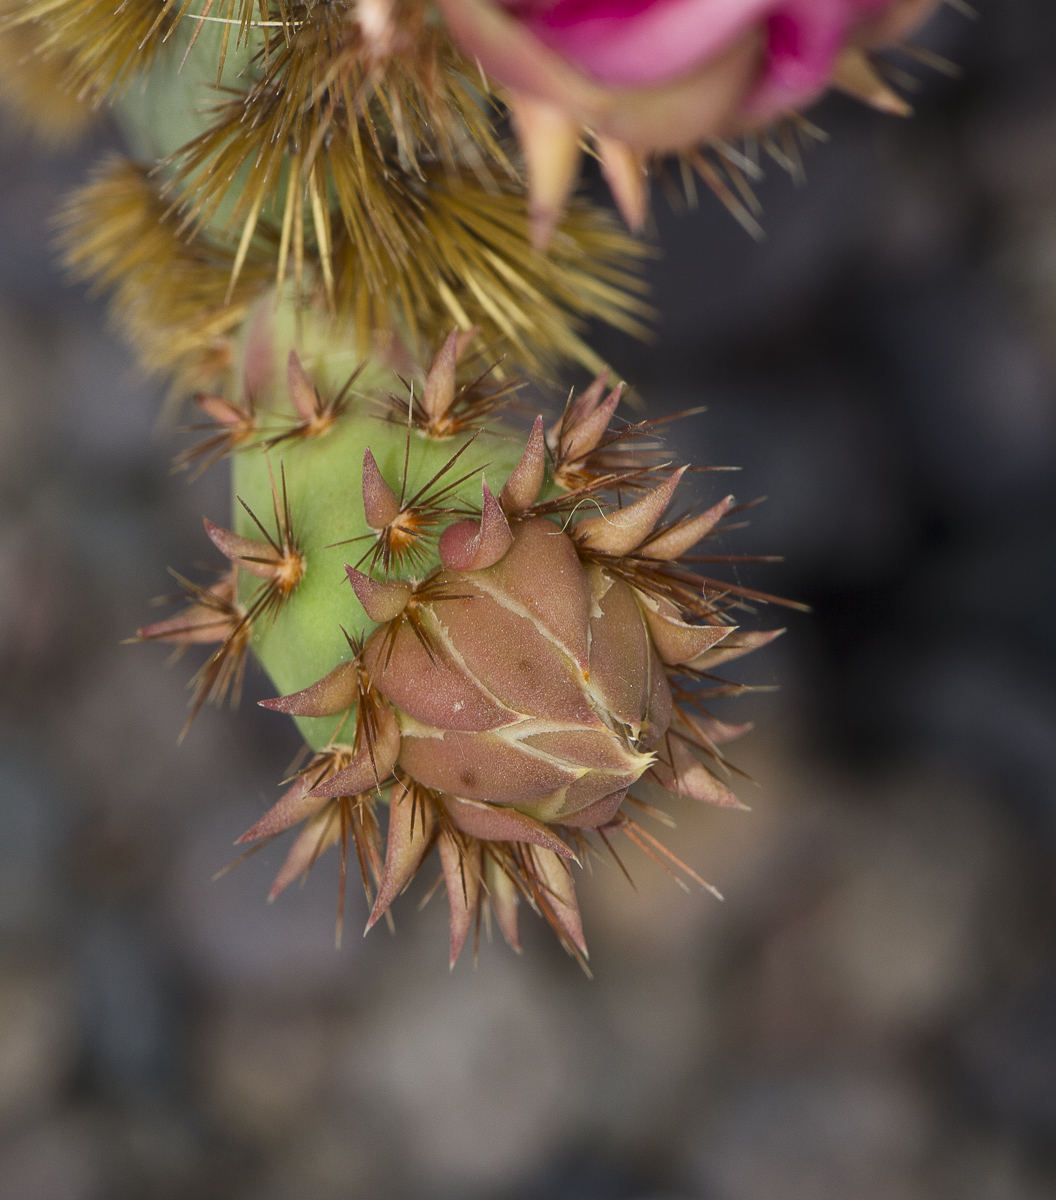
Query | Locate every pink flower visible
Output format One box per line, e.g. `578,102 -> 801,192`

437,0 -> 941,244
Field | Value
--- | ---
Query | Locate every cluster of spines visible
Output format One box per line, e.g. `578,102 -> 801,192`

140,339 -> 799,968
4,1 -> 653,394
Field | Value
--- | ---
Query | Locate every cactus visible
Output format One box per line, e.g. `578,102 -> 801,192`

138,310 -> 792,967
5,0 -> 956,966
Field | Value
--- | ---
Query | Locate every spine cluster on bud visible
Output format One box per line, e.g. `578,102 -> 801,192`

141,323 -> 793,969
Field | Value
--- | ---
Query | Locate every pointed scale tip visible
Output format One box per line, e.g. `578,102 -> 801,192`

438,480 -> 513,571
422,329 -> 459,423
196,393 -> 241,426
510,94 -> 583,254
641,598 -> 733,666
307,706 -> 400,799
203,517 -> 278,579
236,777 -> 321,844
832,46 -> 913,117
258,658 -> 359,717
267,815 -> 339,902
365,784 -> 435,933
575,465 -> 687,557
345,566 -> 413,623
454,326 -> 480,360
241,301 -> 275,402
286,349 -> 318,421
532,847 -> 588,958
362,448 -> 401,529
485,856 -> 521,953
562,383 -> 623,464
685,627 -> 785,671
596,136 -> 649,232
500,417 -> 546,515
639,495 -> 735,561
438,833 -> 481,969
568,371 -> 608,426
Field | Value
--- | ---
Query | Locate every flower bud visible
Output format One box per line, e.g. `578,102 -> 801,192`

366,518 -> 665,825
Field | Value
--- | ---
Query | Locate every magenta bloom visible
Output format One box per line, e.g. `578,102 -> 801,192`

505,0 -> 922,112
437,0 -> 940,245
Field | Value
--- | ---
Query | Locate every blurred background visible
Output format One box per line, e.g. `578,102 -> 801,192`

2,1 -> 1055,1197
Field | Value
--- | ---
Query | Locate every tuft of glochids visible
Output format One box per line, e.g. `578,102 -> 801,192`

139,330 -> 797,971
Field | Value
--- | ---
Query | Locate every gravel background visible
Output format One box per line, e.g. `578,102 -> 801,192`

1,2 -> 1055,1197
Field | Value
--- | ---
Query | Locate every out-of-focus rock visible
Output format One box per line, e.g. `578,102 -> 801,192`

0,965 -> 74,1125
0,1112 -> 104,1200
164,797 -> 370,997
686,1064 -> 932,1200
198,1003 -> 336,1143
340,959 -> 586,1193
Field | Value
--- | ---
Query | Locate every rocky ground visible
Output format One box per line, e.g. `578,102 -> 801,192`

1,1 -> 1055,1197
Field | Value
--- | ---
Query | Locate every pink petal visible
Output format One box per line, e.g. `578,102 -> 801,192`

523,0 -> 775,87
